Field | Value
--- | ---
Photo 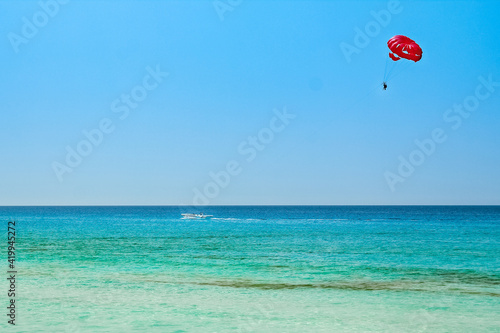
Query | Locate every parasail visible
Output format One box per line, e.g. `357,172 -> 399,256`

387,35 -> 422,62
382,35 -> 422,89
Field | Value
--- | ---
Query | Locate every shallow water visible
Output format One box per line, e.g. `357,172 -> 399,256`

1,206 -> 499,332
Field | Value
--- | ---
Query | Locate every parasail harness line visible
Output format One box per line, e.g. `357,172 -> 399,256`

382,56 -> 389,89
383,59 -> 414,89
384,56 -> 399,81
382,54 -> 404,87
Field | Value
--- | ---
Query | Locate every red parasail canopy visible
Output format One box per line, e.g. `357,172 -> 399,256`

387,35 -> 422,62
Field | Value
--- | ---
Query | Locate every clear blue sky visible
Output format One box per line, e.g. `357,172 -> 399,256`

1,0 -> 499,205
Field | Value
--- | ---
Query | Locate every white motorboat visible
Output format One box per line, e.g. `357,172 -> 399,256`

181,213 -> 213,219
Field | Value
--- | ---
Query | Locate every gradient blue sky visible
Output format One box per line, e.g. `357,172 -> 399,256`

1,0 -> 499,205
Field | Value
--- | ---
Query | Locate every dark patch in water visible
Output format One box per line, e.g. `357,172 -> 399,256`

139,279 -> 500,297
216,281 -> 498,296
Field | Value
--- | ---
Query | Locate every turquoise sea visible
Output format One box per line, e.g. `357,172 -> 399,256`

1,206 -> 499,332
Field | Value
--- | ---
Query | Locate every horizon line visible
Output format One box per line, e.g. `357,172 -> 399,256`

1,204 -> 499,207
